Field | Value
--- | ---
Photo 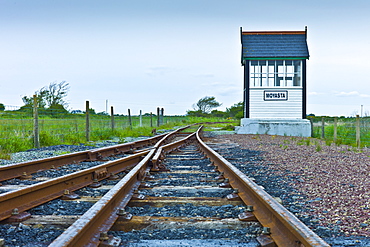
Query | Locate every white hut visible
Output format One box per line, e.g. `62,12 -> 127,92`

236,27 -> 311,137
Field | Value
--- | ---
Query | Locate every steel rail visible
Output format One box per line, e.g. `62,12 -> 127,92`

0,150 -> 149,222
50,131 -> 198,246
0,133 -> 167,182
195,127 -> 330,247
0,125 -> 190,183
0,127 -> 190,222
49,149 -> 156,247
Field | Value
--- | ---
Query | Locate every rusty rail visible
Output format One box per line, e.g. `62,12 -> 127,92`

195,127 -> 329,247
50,131 -> 198,246
49,149 -> 156,247
0,150 -> 148,222
0,126 -> 190,183
2,125 -> 329,246
0,133 -> 165,182
0,127 -> 190,222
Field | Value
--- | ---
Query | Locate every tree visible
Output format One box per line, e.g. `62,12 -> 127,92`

20,81 -> 70,111
0,103 -> 5,111
43,81 -> 70,107
186,109 -> 209,117
21,90 -> 47,109
226,102 -> 243,119
192,96 -> 222,114
211,109 -> 227,118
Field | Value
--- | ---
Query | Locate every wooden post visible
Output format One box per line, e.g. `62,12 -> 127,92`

33,95 -> 40,148
309,118 -> 313,137
161,108 -> 164,125
85,101 -> 90,142
150,112 -> 153,127
333,117 -> 338,143
128,109 -> 132,129
321,117 -> 325,139
110,106 -> 115,131
157,107 -> 160,127
139,110 -> 142,127
356,115 -> 360,148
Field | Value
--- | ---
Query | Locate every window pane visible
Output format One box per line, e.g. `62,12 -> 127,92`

285,60 -> 293,66
293,75 -> 301,86
286,77 -> 293,87
294,60 -> 301,73
250,74 -> 260,87
250,61 -> 257,74
275,76 -> 283,87
286,66 -> 294,74
261,76 -> 267,87
277,60 -> 284,74
268,65 -> 274,74
255,65 -> 260,74
256,77 -> 261,87
268,78 -> 274,86
261,65 -> 267,74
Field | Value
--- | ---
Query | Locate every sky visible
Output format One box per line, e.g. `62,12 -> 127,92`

1,0 -> 370,116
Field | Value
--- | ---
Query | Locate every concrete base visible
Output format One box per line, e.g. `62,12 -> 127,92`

235,118 -> 311,137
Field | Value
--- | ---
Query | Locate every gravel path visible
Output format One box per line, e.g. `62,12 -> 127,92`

207,133 -> 370,246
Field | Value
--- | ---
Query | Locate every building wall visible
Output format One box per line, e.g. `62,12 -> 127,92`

249,88 -> 302,119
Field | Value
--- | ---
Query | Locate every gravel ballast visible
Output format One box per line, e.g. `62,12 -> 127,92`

207,133 -> 370,246
2,133 -> 370,246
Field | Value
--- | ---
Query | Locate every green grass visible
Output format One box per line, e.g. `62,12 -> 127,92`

312,117 -> 370,148
0,115 -> 234,158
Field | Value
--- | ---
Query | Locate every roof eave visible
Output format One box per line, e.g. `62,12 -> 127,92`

242,57 -> 309,60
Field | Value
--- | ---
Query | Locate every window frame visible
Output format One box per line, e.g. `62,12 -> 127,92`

249,60 -> 302,88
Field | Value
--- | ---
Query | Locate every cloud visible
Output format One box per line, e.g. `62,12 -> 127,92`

334,91 -> 370,98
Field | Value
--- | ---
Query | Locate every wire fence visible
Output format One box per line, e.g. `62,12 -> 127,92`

0,103 -> 186,153
310,116 -> 370,148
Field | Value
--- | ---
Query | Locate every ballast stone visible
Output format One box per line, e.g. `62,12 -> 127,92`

236,118 -> 311,137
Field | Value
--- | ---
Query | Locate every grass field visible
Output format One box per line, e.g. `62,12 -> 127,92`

2,112 -> 370,159
311,117 -> 370,148
0,114 -> 236,158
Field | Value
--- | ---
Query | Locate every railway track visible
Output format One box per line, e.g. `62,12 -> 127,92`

0,126 -> 330,246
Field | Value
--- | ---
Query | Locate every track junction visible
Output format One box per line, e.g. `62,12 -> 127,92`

0,125 -> 329,246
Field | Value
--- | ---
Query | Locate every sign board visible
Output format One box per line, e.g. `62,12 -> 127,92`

264,91 -> 288,101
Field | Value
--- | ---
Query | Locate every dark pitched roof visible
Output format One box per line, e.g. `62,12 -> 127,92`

241,29 -> 309,60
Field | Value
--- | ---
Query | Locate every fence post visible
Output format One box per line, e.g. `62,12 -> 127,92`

150,112 -> 153,127
356,115 -> 361,148
33,95 -> 40,148
321,117 -> 325,139
157,107 -> 160,127
139,110 -> 142,127
85,101 -> 90,142
308,117 -> 313,137
128,109 -> 132,129
333,117 -> 338,143
161,108 -> 164,125
110,106 -> 115,131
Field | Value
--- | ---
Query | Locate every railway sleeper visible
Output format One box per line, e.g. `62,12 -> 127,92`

99,146 -> 268,246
